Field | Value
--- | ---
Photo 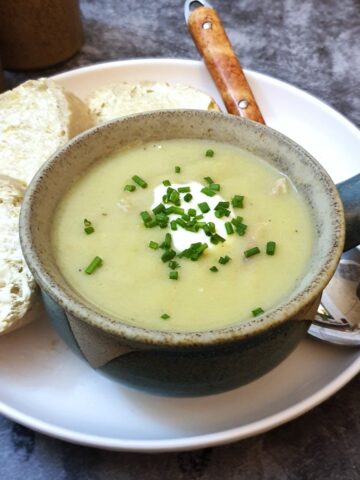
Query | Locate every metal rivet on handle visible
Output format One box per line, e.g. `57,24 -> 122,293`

238,99 -> 249,109
202,21 -> 212,30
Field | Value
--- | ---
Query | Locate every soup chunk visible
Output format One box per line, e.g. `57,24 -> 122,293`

52,139 -> 314,331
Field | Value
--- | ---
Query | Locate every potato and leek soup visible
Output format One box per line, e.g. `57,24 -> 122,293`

51,139 -> 314,332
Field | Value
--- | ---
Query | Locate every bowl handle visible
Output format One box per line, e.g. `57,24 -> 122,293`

337,173 -> 360,251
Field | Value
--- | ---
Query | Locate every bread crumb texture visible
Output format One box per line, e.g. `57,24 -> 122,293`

87,81 -> 220,124
0,176 -> 38,334
0,78 -> 92,184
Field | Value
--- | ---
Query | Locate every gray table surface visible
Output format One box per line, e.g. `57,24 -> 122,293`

1,0 -> 360,478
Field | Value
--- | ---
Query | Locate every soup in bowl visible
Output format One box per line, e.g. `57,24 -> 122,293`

19,110 -> 345,396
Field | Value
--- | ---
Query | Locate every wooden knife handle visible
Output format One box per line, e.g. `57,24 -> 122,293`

188,6 -> 265,124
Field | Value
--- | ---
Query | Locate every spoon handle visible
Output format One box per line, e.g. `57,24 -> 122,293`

187,5 -> 265,123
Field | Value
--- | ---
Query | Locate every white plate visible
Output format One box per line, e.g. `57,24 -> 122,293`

0,59 -> 359,452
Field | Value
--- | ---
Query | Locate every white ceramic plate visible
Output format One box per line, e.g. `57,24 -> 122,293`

0,59 -> 359,452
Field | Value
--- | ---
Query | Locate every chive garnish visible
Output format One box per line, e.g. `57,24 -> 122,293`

152,203 -> 165,215
182,214 -> 190,221
132,175 -> 148,189
252,307 -> 264,317
231,216 -> 244,226
140,211 -> 152,224
161,233 -> 172,249
161,313 -> 170,320
83,218 -> 94,235
198,202 -> 210,213
161,249 -> 176,262
225,221 -> 234,234
205,149 -> 214,157
188,208 -> 196,217
210,233 -> 226,245
163,179 -> 171,187
85,256 -> 102,275
209,183 -> 220,191
124,184 -> 136,192
170,220 -> 178,231
168,260 -> 180,269
176,218 -> 187,228
219,255 -> 231,265
204,176 -> 214,184
266,241 -> 276,255
244,247 -> 260,258
231,195 -> 244,208
148,241 -> 159,250
210,266 -> 218,272
208,222 -> 215,233
201,186 -> 216,197
175,166 -> 181,173
169,190 -> 180,204
195,214 -> 204,220
145,219 -> 157,228
235,223 -> 247,236
179,242 -> 208,261
183,193 -> 193,202
169,271 -> 179,280
178,186 -> 190,193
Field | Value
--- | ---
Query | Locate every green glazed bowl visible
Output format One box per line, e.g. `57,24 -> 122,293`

19,110 -> 349,396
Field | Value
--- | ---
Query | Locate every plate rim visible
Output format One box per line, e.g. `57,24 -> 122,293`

1,58 -> 359,452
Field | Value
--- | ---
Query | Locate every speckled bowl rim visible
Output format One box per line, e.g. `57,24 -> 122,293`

20,110 -> 345,347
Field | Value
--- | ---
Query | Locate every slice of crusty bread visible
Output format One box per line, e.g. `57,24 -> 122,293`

0,175 -> 38,335
0,78 -> 92,185
87,81 -> 221,125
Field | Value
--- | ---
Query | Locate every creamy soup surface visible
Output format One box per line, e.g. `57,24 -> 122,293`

52,139 -> 314,332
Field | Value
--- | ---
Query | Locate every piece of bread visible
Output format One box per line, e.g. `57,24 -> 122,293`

86,81 -> 221,125
0,78 -> 93,185
0,175 -> 38,335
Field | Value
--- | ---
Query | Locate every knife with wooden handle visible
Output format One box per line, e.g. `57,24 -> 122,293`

184,0 -> 265,124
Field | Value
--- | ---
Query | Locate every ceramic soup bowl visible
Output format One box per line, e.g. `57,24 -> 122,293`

19,110 -> 359,396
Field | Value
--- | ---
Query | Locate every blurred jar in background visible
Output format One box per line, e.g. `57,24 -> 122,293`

0,0 -> 83,70
0,59 -> 5,92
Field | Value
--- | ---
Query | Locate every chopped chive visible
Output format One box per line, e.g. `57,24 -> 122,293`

148,241 -> 159,250
266,241 -> 276,255
198,202 -> 210,213
155,212 -> 169,228
232,195 -> 244,208
176,218 -> 187,228
163,179 -> 171,187
175,166 -> 181,173
209,183 -> 220,191
124,184 -> 136,192
215,201 -> 230,210
225,221 -> 234,235
169,271 -> 179,280
208,222 -> 215,233
161,313 -> 170,320
231,216 -> 244,226
140,211 -> 152,224
252,307 -> 264,317
179,242 -> 208,261
219,255 -> 231,265
183,193 -> 193,202
161,249 -> 176,262
161,233 -> 172,249
235,223 -> 247,236
204,176 -> 214,184
201,187 -> 216,197
178,186 -> 191,193
209,266 -> 218,272
162,194 -> 169,204
244,246 -> 260,258
188,208 -> 197,217
181,214 -> 190,221
145,219 -> 157,228
170,220 -> 178,231
168,260 -> 180,269
152,203 -> 165,215
83,218 -> 94,235
132,175 -> 147,189
85,256 -> 102,275
169,190 -> 180,204
205,149 -> 214,157
210,233 -> 226,245
195,214 -> 204,220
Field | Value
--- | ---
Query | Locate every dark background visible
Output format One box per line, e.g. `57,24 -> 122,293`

1,0 -> 360,478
